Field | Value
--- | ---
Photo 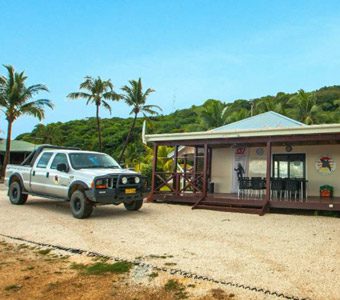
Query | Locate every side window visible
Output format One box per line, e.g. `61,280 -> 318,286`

51,153 -> 69,170
36,153 -> 53,168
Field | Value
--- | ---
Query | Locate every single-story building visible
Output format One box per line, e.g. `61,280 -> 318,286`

0,139 -> 37,172
143,111 -> 340,215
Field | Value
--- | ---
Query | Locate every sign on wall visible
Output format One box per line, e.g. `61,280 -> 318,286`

231,147 -> 248,193
315,155 -> 336,175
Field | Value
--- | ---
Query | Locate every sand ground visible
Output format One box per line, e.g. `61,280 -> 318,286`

0,187 -> 339,299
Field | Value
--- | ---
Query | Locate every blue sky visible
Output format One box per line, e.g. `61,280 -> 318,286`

1,0 -> 340,138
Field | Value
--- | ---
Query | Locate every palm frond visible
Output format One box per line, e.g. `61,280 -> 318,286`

19,99 -> 53,121
27,84 -> 49,94
101,100 -> 112,115
67,92 -> 92,100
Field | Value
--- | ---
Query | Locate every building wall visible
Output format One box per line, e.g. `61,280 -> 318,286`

211,145 -> 340,197
211,148 -> 233,193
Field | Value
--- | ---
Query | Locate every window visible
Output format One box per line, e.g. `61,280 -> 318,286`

273,154 -> 306,178
50,153 -> 69,170
69,153 -> 120,170
36,153 -> 53,168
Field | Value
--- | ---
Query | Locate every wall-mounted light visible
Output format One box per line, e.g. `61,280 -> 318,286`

285,144 -> 293,152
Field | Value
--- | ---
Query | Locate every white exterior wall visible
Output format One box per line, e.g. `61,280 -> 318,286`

211,145 -> 340,197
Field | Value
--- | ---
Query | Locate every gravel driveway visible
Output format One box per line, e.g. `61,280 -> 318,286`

0,187 -> 339,300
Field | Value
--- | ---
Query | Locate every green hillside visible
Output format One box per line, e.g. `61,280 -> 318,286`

17,85 -> 340,165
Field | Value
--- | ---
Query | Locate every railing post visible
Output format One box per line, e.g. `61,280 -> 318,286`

183,155 -> 187,192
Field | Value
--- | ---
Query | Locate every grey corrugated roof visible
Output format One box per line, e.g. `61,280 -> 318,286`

0,140 -> 37,152
211,111 -> 305,132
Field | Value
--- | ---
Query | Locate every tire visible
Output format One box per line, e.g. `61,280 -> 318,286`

9,181 -> 28,205
70,190 -> 93,219
124,199 -> 143,211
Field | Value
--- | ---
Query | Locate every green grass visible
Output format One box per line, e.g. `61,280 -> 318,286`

4,284 -> 22,292
164,279 -> 188,299
164,262 -> 177,266
148,272 -> 159,279
148,254 -> 173,259
70,261 -> 132,275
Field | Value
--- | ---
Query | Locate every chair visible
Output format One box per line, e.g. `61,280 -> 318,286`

271,178 -> 284,200
238,177 -> 251,199
251,177 -> 266,199
284,179 -> 299,201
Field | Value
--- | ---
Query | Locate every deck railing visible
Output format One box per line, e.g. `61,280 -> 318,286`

153,172 -> 204,194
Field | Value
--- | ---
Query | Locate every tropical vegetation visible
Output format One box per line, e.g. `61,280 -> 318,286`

118,78 -> 161,162
13,85 -> 340,176
0,65 -> 53,175
67,76 -> 121,151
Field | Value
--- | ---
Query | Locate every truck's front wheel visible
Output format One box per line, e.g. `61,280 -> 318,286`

70,190 -> 93,219
124,199 -> 143,211
9,181 -> 28,205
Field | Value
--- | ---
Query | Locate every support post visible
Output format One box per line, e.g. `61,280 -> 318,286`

147,143 -> 158,202
262,141 -> 272,214
193,146 -> 198,194
192,143 -> 208,209
183,155 -> 187,192
173,145 -> 179,195
202,143 -> 209,196
208,146 -> 212,183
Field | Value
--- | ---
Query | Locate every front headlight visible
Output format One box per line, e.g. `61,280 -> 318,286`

134,177 -> 140,184
121,177 -> 128,184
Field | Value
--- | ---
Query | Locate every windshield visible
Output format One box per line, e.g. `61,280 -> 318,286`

69,153 -> 121,170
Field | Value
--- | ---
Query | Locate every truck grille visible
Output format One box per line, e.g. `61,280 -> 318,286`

103,175 -> 141,189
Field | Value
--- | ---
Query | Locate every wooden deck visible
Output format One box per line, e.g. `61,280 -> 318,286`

153,192 -> 340,214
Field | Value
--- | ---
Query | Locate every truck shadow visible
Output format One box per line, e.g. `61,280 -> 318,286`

25,198 -> 151,219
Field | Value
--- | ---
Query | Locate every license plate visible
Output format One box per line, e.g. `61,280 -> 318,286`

125,188 -> 136,194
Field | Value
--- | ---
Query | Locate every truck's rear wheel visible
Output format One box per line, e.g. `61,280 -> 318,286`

9,181 -> 28,205
70,190 -> 93,219
124,199 -> 143,211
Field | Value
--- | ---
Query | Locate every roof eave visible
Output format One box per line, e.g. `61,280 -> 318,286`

145,124 -> 340,143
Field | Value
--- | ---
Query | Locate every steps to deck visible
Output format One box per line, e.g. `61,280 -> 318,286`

194,198 -> 266,215
199,199 -> 265,207
193,204 -> 264,214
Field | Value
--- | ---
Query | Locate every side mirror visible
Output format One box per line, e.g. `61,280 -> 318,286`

57,163 -> 69,173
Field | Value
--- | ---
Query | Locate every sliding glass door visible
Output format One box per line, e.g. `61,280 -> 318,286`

273,154 -> 306,179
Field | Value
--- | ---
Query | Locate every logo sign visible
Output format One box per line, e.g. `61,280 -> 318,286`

235,147 -> 246,155
256,148 -> 264,156
53,175 -> 59,184
315,155 -> 336,175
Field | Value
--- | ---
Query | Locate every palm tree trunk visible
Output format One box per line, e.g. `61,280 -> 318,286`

2,119 -> 13,177
119,113 -> 138,163
96,104 -> 102,152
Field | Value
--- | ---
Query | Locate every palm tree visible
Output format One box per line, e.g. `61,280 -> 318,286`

200,99 -> 230,129
253,96 -> 284,115
288,89 -> 322,124
227,108 -> 251,123
68,76 -> 121,151
0,65 -> 53,175
118,78 -> 161,162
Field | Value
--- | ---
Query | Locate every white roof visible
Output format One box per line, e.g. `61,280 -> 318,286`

212,111 -> 305,131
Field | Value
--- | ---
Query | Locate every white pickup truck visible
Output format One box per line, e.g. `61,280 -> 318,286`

5,146 -> 144,219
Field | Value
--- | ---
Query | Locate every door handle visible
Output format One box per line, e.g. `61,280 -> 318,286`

32,171 -> 35,176
46,172 -> 49,178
